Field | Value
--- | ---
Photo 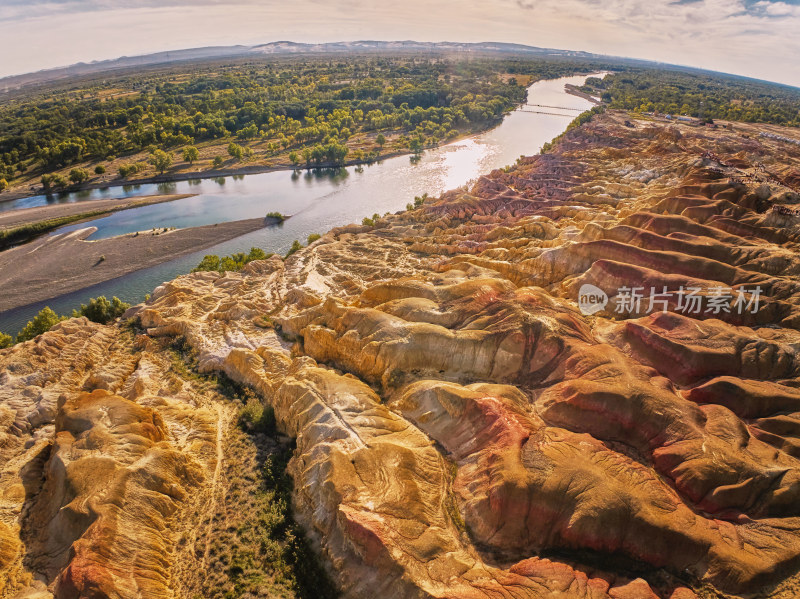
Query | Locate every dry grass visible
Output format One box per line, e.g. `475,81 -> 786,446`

166,341 -> 338,599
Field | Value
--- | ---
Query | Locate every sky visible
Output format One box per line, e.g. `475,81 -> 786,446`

0,0 -> 798,87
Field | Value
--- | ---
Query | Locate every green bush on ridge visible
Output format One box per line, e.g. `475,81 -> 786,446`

2,295 -> 132,346
193,247 -> 270,273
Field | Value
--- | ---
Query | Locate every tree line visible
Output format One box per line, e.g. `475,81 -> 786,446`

0,55 -> 610,189
586,69 -> 800,126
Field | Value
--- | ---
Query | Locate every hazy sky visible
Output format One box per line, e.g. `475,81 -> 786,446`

1,0 -> 798,86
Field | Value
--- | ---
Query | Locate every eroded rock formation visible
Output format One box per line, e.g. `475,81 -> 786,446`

4,111 -> 800,598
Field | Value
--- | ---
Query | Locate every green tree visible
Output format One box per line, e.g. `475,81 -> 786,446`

227,142 -> 245,160
237,124 -> 259,140
94,165 -> 106,175
212,156 -> 224,168
289,151 -> 300,166
42,173 -> 68,189
324,142 -> 349,166
150,149 -> 172,174
376,133 -> 386,148
0,178 -> 7,192
311,145 -> 325,165
183,146 -> 200,164
16,307 -> 65,342
69,168 -> 89,184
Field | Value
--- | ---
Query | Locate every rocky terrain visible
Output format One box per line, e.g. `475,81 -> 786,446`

3,110 -> 800,598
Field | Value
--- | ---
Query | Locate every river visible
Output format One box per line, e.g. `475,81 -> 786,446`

0,73 -> 602,335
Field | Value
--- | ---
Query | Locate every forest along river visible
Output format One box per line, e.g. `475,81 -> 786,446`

0,73 -> 603,334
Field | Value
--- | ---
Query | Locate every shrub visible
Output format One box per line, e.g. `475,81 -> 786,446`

238,395 -> 275,433
307,233 -> 321,244
257,449 -> 338,597
193,247 -> 269,273
362,212 -> 380,227
69,168 -> 89,184
237,124 -> 259,140
41,173 -> 68,189
227,142 -> 245,160
0,178 -> 7,192
265,211 -> 286,222
94,165 -> 106,175
193,254 -> 221,272
0,332 -> 12,348
212,156 -> 224,168
285,240 -> 302,257
253,315 -> 275,329
16,307 -> 65,342
72,295 -> 130,324
118,162 -> 145,178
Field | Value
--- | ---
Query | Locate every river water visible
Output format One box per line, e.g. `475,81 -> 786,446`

0,73 -> 601,335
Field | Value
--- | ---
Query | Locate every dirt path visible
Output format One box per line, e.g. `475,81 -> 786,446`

202,402 -> 229,568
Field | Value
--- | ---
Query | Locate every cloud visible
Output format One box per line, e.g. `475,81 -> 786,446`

749,0 -> 800,15
0,0 -> 797,87
501,0 -> 800,84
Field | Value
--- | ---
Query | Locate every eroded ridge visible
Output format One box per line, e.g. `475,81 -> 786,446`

4,111 -> 800,598
0,322 -> 222,598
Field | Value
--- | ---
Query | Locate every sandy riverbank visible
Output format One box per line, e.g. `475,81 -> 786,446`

0,194 -> 194,231
565,84 -> 603,105
0,218 -> 266,312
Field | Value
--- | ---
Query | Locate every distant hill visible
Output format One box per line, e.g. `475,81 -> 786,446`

0,40 -> 606,93
247,40 -> 598,58
0,46 -> 251,92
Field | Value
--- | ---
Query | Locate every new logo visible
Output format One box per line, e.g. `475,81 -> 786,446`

578,284 -> 608,315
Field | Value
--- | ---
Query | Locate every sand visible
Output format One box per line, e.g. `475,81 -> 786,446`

0,194 -> 193,231
0,218 -> 266,312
